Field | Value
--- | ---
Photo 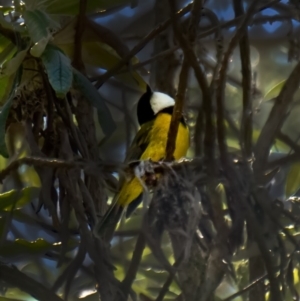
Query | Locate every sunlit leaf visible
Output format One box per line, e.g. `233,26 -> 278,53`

0,296 -> 24,301
73,69 -> 116,137
0,43 -> 15,66
41,44 -> 73,97
285,162 -> 300,197
3,287 -> 39,301
23,9 -> 59,43
0,186 -> 40,211
0,35 -> 12,54
264,80 -> 285,101
0,48 -> 28,78
0,7 -> 14,14
78,292 -> 99,301
1,238 -> 78,260
30,33 -> 52,57
0,75 -> 15,105
0,238 -> 59,259
226,127 -> 292,154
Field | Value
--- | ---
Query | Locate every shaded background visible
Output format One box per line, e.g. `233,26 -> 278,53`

1,0 -> 300,300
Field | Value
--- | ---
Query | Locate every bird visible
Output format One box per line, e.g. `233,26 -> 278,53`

94,85 -> 190,240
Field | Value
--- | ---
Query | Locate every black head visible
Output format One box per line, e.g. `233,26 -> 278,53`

137,85 -> 176,126
137,85 -> 154,125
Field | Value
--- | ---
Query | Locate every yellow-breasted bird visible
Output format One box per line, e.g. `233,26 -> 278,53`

96,85 -> 190,239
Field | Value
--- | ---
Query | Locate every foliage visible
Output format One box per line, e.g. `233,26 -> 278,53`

0,0 -> 300,301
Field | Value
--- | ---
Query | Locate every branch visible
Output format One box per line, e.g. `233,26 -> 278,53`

168,0 -> 213,171
165,59 -> 189,160
92,0 -> 280,89
254,60 -> 300,176
93,2 -> 193,88
198,0 -> 281,40
72,0 -> 87,72
155,255 -> 184,301
0,263 -> 63,301
216,0 -> 259,163
233,0 -> 253,158
0,157 -> 119,183
223,274 -> 267,301
277,131 -> 300,153
120,233 -> 146,300
166,0 -> 203,161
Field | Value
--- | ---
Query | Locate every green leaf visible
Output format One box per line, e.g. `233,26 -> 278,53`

23,9 -> 59,43
0,7 -> 14,14
0,48 -> 28,78
0,186 -> 40,211
57,41 -> 146,90
285,162 -> 300,197
41,44 -> 73,97
0,43 -> 16,66
264,80 -> 286,101
0,237 -> 78,259
44,0 -> 133,15
0,238 -> 58,258
30,34 -> 52,57
3,287 -> 40,301
0,68 -> 22,157
0,35 -> 12,53
0,297 -> 29,301
73,69 -> 116,137
0,75 -> 15,105
0,96 -> 13,158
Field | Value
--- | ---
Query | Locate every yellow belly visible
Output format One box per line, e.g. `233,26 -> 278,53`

118,113 -> 189,207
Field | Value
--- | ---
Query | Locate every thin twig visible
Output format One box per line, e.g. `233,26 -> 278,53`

166,0 -> 203,161
93,3 -> 193,88
216,0 -> 259,162
165,58 -> 189,160
168,0 -> 214,171
277,131 -> 300,154
92,0 -> 280,89
72,0 -> 87,72
223,274 -> 268,301
155,254 -> 184,301
120,233 -> 146,300
51,241 -> 86,295
197,0 -> 281,40
0,157 -> 119,183
0,263 -> 63,301
233,0 -> 253,158
254,60 -> 300,176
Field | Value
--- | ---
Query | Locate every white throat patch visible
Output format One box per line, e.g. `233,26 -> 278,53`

150,92 -> 175,115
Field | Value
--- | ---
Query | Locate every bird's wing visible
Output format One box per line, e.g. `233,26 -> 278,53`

124,120 -> 154,162
94,120 -> 155,239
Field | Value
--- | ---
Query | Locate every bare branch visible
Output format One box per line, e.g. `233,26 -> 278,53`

94,2 -> 193,88
233,0 -> 253,158
120,233 -> 146,300
254,60 -> 300,176
223,274 -> 267,301
165,0 -> 203,160
0,263 -> 63,301
72,0 -> 87,72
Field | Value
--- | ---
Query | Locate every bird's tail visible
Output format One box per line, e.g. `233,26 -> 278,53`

93,200 -> 124,241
